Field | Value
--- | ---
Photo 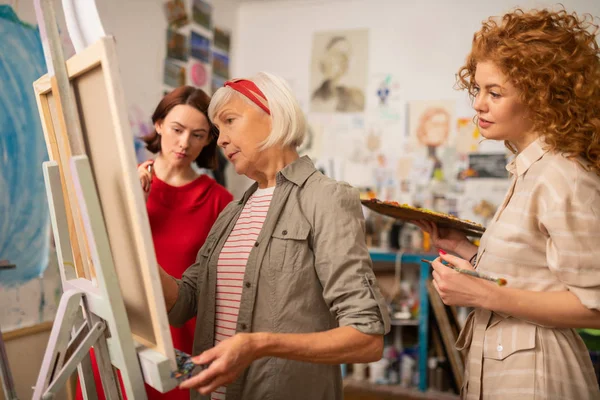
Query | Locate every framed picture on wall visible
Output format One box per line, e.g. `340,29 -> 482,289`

212,51 -> 229,79
192,0 -> 212,30
190,31 -> 210,63
166,29 -> 188,62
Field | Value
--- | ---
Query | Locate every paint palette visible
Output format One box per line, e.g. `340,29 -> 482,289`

362,198 -> 486,237
172,349 -> 210,383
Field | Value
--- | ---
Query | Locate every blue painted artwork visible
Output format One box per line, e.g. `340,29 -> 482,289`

0,6 -> 50,287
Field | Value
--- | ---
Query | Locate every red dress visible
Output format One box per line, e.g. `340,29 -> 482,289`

76,174 -> 233,400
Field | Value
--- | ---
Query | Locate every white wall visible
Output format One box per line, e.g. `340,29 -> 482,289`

234,0 -> 600,115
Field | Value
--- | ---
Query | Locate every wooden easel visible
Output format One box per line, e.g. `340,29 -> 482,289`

32,0 -> 178,398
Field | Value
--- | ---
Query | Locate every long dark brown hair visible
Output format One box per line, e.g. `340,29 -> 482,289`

143,86 -> 218,169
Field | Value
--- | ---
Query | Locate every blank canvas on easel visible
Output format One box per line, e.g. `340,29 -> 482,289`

33,37 -> 175,365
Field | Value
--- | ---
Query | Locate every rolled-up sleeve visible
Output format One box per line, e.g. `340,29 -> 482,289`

312,182 -> 391,335
541,199 -> 600,310
167,261 -> 200,327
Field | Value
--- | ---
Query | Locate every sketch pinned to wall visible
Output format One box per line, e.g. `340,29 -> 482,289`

0,5 -> 62,331
369,73 -> 403,119
310,29 -> 368,113
164,0 -> 188,29
167,29 -> 188,62
190,30 -> 210,63
192,0 -> 212,30
213,27 -> 231,53
408,100 -> 455,180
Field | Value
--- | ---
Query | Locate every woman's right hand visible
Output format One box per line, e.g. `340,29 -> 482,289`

138,160 -> 155,200
410,219 -> 470,254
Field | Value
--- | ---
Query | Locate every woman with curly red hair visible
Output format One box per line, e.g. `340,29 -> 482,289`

413,8 -> 600,398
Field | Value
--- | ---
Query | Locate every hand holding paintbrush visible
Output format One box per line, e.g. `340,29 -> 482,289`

421,258 -> 507,286
424,250 -> 508,308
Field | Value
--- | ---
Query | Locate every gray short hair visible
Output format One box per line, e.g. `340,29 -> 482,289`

208,72 -> 306,150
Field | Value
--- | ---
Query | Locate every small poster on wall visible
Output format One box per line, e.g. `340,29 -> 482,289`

309,29 -> 369,113
167,29 -> 188,62
212,51 -> 229,79
214,27 -> 231,53
190,31 -> 210,62
189,61 -> 209,88
164,0 -> 188,28
163,59 -> 186,87
468,153 -> 509,179
192,0 -> 212,30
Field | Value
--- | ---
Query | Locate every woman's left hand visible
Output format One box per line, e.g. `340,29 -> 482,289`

179,333 -> 257,395
432,251 -> 495,308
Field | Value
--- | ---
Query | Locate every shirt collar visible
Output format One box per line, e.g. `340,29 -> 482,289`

238,156 -> 317,204
506,137 -> 549,177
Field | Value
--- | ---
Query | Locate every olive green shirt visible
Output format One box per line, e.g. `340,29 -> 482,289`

168,156 -> 391,400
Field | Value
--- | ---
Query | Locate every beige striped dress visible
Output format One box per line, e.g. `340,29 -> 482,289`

459,137 -> 600,399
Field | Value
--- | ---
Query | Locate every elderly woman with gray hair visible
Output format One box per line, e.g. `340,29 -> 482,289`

158,72 -> 390,400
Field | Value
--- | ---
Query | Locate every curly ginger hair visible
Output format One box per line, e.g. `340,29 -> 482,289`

457,8 -> 600,175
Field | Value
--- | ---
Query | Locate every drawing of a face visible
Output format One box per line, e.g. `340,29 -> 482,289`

417,107 -> 450,147
320,37 -> 351,81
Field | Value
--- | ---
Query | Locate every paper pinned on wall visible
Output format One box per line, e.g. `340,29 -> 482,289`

468,153 -> 509,179
455,117 -> 480,154
310,29 -> 368,113
408,100 -> 455,152
367,73 -> 403,122
458,178 -> 511,227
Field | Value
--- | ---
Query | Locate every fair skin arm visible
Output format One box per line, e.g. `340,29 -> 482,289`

433,252 -> 600,329
180,327 -> 382,394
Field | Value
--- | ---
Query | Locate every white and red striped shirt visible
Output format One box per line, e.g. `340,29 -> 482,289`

211,186 -> 274,400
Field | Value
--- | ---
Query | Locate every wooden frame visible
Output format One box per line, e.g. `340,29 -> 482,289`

426,280 -> 463,391
2,322 -> 54,341
32,37 -> 175,365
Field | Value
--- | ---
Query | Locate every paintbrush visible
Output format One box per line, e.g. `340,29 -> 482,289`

421,259 -> 507,286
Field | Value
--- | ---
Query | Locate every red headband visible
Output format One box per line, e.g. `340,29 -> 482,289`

224,78 -> 271,115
